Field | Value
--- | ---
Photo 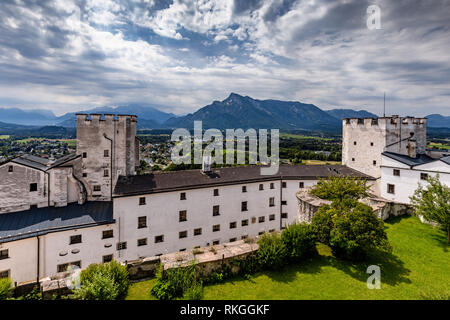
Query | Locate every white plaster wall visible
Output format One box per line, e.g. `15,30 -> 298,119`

0,238 -> 37,285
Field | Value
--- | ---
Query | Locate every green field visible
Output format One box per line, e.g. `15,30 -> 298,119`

303,160 -> 341,165
280,133 -> 333,141
0,135 -> 9,139
126,215 -> 449,300
428,142 -> 450,150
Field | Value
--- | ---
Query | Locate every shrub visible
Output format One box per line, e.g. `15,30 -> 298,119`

257,232 -> 288,270
151,263 -> 201,300
77,260 -> 129,300
73,272 -> 120,300
0,278 -> 12,300
281,223 -> 317,261
329,203 -> 391,260
183,282 -> 204,300
311,204 -> 335,245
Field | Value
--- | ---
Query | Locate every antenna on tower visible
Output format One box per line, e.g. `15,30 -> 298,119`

383,92 -> 386,117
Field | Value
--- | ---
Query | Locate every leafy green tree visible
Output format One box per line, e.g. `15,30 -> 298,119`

257,232 -> 288,270
310,175 -> 370,204
0,278 -> 12,300
410,174 -> 450,243
281,223 -> 317,261
74,272 -> 120,300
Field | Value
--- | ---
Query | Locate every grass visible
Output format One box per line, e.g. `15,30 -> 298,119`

0,135 -> 9,140
126,215 -> 449,300
280,133 -> 333,141
303,160 -> 341,165
428,142 -> 450,150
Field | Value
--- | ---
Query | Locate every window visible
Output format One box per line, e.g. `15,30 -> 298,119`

270,183 -> 275,189
0,270 -> 9,279
57,261 -> 81,273
70,235 -> 82,245
104,169 -> 109,177
0,249 -> 9,260
241,219 -> 249,226
269,229 -> 275,233
213,189 -> 219,196
393,169 -> 400,176
179,249 -> 186,252
241,201 -> 248,212
103,255 -> 113,263
138,216 -> 147,229
179,231 -> 187,239
242,186 -> 247,193
269,197 -> 275,207
229,238 -> 237,242
299,182 -> 304,188
180,192 -> 186,200
259,184 -> 264,190
155,235 -> 164,243
139,197 -> 146,205
251,217 -> 257,224
282,182 -> 287,188
104,150 -> 109,157
230,222 -> 237,229
102,230 -> 113,239
281,213 -> 288,219
137,238 -> 147,246
373,160 -> 377,166
387,184 -> 395,194
259,216 -> 265,223
213,205 -> 220,216
352,158 -> 355,162
82,152 -> 87,158
8,166 -> 13,172
194,228 -> 202,236
30,183 -> 37,192
241,235 -> 248,241
117,242 -> 127,250
370,142 -> 374,146
354,141 -> 357,145
179,210 -> 187,222
212,240 -> 220,245
269,214 -> 275,221
281,200 -> 287,205
421,173 -> 428,180
93,185 -> 101,192
82,173 -> 87,178
213,224 -> 220,232
258,231 -> 265,236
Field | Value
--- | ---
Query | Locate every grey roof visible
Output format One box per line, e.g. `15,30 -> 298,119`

8,153 -> 79,172
114,164 -> 374,197
382,152 -> 435,167
0,201 -> 114,244
440,156 -> 450,165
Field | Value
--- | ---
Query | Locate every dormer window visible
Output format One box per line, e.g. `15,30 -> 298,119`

8,166 -> 13,172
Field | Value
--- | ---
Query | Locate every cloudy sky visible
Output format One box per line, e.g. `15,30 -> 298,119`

0,0 -> 449,116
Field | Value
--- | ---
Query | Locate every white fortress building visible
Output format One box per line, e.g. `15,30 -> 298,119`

1,112 -> 449,287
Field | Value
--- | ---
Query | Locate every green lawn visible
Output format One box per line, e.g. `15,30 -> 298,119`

126,216 -> 449,300
0,135 -> 9,140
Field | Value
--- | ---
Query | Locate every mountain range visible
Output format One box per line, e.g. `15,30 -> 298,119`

1,94 -> 449,131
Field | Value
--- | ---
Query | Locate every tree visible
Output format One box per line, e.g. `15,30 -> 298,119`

257,232 -> 288,270
281,223 -> 317,261
410,174 -> 450,244
0,278 -> 12,300
310,175 -> 370,204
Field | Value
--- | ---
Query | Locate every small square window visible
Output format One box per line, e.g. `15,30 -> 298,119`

373,160 -> 377,166
393,169 -> 400,176
387,184 -> 395,194
180,192 -> 186,200
70,235 -> 82,245
104,169 -> 109,177
270,183 -> 275,189
281,213 -> 288,219
179,210 -> 187,222
212,240 -> 220,245
299,182 -> 304,188
103,255 -> 113,263
155,235 -> 164,243
281,200 -> 287,205
194,228 -> 202,236
138,216 -> 147,229
104,150 -> 109,157
258,231 -> 265,236
213,224 -> 220,232
82,173 -> 87,178
137,238 -> 147,246
282,182 -> 287,188
259,184 -> 264,190
213,205 -> 220,216
242,186 -> 247,193
269,214 -> 275,221
93,185 -> 101,192
241,235 -> 248,241
241,201 -> 248,212
82,152 -> 87,158
269,197 -> 275,207
117,242 -> 127,250
420,173 -> 428,180
230,222 -> 237,229
102,230 -> 113,239
352,158 -> 355,162
370,142 -> 374,146
229,238 -> 237,242
179,231 -> 187,239
241,219 -> 249,226
30,183 -> 38,192
139,197 -> 146,205
259,216 -> 265,223
213,189 -> 219,196
354,141 -> 357,145
0,249 -> 9,260
8,166 -> 13,172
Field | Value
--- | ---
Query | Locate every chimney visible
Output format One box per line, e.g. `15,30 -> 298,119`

202,155 -> 211,173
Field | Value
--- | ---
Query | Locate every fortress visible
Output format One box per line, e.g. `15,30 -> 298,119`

1,113 -> 449,287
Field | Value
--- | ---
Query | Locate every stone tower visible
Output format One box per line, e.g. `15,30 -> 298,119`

76,114 -> 139,201
342,116 -> 427,191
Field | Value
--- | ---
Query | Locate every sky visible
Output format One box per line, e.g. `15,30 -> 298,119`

0,0 -> 449,116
